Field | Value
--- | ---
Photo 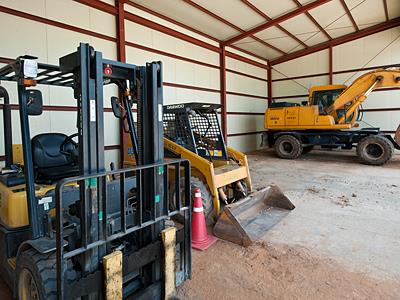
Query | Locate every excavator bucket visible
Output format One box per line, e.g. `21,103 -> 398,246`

213,185 -> 295,246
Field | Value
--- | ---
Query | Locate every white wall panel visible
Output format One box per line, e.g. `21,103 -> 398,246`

362,111 -> 400,132
0,13 -> 47,60
273,50 -> 329,78
124,20 -> 219,66
333,28 -> 400,71
227,115 -> 264,135
227,96 -> 268,113
227,134 -> 262,153
0,0 -> 46,17
363,90 -> 400,109
226,57 -> 267,78
226,72 -> 267,96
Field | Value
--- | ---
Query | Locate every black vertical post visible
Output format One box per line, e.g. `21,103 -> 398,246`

77,43 -> 105,274
137,61 -> 164,285
17,81 -> 41,239
0,87 -> 13,167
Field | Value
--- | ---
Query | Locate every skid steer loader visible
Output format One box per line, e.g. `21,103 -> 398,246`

0,44 -> 191,299
125,102 -> 295,246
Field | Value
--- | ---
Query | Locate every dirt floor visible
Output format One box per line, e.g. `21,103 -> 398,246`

177,149 -> 400,300
0,149 -> 398,299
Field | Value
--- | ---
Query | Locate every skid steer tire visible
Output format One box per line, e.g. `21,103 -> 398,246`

356,135 -> 394,165
16,248 -> 57,300
190,177 -> 213,222
274,135 -> 303,159
169,177 -> 213,223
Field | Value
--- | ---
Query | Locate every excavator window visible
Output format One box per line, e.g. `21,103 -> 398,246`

311,89 -> 344,114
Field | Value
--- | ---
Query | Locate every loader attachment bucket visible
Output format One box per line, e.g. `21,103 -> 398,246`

213,185 -> 295,246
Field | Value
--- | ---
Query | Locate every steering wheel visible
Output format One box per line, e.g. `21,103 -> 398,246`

60,133 -> 79,162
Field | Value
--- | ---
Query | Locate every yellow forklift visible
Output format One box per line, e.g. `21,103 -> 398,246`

0,44 -> 191,299
264,69 -> 400,165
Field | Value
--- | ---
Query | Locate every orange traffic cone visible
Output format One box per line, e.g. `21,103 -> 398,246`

191,188 -> 217,250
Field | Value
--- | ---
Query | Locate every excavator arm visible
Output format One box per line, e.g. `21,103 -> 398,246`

325,69 -> 400,124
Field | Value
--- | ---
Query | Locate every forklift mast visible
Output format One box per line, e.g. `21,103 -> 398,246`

0,43 -> 192,299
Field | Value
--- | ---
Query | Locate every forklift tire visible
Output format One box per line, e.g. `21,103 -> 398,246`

16,248 -> 57,300
274,135 -> 303,159
356,135 -> 394,165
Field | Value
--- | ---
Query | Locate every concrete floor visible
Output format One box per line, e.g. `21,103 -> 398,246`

249,149 -> 400,281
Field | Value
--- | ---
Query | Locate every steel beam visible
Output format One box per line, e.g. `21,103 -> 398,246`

223,0 -> 333,45
74,0 -> 117,14
220,44 -> 227,141
270,17 -> 400,65
241,0 -> 308,48
182,0 -> 286,55
292,0 -> 332,40
339,0 -> 359,31
383,0 -> 389,22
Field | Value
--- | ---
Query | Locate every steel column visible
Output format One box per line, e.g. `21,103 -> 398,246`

220,44 -> 227,141
116,0 -> 126,167
267,67 -> 272,104
329,46 -> 333,84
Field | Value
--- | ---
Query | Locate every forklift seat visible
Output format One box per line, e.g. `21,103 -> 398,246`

31,133 -> 79,182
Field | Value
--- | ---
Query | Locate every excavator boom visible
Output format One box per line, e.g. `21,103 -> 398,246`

326,69 -> 400,123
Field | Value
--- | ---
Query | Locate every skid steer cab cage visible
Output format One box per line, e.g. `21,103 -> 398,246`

56,159 -> 191,299
163,103 -> 228,160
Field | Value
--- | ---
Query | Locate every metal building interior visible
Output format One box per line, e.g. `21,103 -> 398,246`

0,0 -> 399,299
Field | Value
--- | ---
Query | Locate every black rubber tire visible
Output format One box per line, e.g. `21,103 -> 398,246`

302,145 -> 314,154
274,135 -> 303,159
169,176 -> 213,222
190,177 -> 213,222
16,248 -> 57,300
356,135 -> 394,165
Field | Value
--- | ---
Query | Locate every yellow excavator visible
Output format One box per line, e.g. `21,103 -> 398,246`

263,68 -> 400,165
124,103 -> 295,246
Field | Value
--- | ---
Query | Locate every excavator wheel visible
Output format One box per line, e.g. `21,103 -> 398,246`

274,135 -> 303,159
356,135 -> 394,165
16,248 -> 57,300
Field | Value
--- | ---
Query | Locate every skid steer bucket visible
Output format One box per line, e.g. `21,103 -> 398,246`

213,185 -> 295,246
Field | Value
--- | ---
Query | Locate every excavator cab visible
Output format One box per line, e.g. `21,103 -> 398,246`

308,85 -> 349,121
